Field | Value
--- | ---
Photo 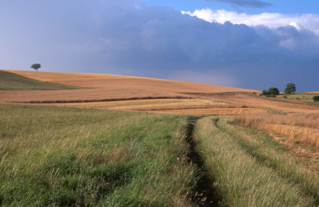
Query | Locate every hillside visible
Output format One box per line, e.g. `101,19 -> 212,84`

0,70 -> 257,103
0,70 -> 83,90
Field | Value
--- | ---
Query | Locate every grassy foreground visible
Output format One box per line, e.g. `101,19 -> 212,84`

0,71 -> 82,90
0,104 -> 198,206
193,117 -> 318,206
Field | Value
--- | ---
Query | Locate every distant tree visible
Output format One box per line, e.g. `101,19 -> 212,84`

31,63 -> 41,71
268,87 -> 280,96
313,96 -> 319,102
285,83 -> 296,94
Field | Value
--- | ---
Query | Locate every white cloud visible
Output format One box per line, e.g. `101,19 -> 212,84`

182,9 -> 319,34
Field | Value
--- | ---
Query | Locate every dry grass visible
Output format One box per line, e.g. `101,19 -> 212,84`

38,98 -> 235,111
34,98 -> 265,115
150,107 -> 264,115
237,112 -> 319,147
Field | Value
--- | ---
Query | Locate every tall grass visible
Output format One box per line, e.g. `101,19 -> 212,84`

219,118 -> 319,205
193,117 -> 315,206
0,104 -> 198,206
236,112 -> 319,146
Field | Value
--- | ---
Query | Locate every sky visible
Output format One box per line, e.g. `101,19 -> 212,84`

1,0 -> 319,91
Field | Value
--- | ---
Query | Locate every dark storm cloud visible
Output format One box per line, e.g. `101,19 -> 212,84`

1,0 -> 318,91
205,0 -> 272,8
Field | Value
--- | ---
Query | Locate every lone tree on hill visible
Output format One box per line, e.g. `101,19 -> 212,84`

31,63 -> 41,71
285,83 -> 296,94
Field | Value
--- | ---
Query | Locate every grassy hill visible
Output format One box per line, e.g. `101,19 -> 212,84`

0,70 -> 83,90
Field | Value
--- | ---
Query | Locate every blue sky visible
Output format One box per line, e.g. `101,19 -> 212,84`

1,0 -> 319,91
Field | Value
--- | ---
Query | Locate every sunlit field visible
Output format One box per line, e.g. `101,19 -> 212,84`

236,112 -> 319,146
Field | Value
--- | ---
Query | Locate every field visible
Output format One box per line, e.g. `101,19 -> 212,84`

1,70 -> 319,206
276,93 -> 319,102
0,104 -> 199,206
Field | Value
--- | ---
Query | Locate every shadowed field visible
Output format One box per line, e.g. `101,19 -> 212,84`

0,70 -> 83,90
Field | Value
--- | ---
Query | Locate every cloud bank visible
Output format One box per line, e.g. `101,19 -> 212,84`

1,0 -> 319,91
205,0 -> 272,8
183,9 -> 319,35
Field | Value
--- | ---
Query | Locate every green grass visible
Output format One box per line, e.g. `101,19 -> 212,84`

0,71 -> 84,90
257,107 -> 288,115
277,93 -> 319,102
0,104 -> 198,206
193,117 -> 317,206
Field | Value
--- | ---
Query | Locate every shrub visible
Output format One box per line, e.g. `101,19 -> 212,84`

284,95 -> 287,98
260,90 -> 269,96
268,87 -> 280,95
313,96 -> 319,102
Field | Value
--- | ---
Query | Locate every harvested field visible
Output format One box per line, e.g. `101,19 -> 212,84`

3,70 -> 318,116
32,99 -> 263,115
196,93 -> 319,114
38,99 -> 228,110
0,88 -> 189,103
39,98 -> 227,110
148,107 -> 264,115
237,112 -> 319,147
0,70 -> 257,104
4,70 -> 257,93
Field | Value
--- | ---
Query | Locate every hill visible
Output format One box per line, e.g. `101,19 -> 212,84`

0,70 -> 256,103
0,70 -> 83,91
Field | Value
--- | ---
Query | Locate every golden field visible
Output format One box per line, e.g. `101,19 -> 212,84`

2,70 -> 319,115
237,112 -> 319,146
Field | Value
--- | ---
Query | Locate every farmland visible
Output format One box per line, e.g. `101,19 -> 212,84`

1,70 -> 319,206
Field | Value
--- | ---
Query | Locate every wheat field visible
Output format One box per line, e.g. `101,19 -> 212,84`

236,112 -> 319,147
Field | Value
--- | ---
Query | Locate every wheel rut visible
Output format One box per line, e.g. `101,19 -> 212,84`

186,119 -> 220,207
